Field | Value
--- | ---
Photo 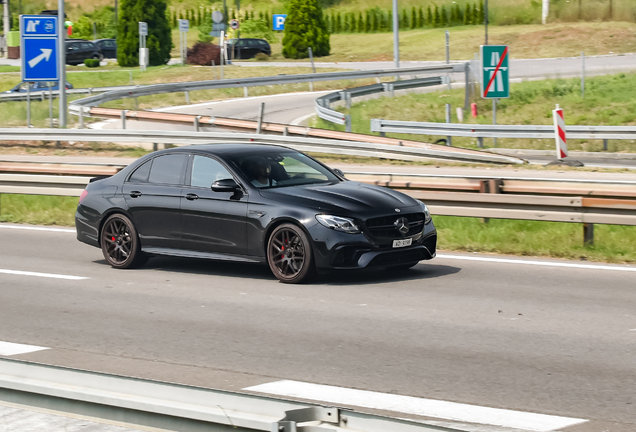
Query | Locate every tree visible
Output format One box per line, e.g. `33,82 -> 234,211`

479,0 -> 485,24
410,7 -> 416,29
282,0 -> 330,58
117,0 -> 173,67
464,4 -> 471,25
426,6 -> 432,27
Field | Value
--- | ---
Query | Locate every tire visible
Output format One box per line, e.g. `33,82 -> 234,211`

92,55 -> 99,60
267,223 -> 316,284
100,214 -> 146,269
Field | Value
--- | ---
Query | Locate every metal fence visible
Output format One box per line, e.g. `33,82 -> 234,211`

370,120 -> 636,149
315,76 -> 448,131
0,358 -> 459,432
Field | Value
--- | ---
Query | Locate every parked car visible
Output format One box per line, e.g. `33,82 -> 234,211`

2,81 -> 73,93
93,38 -> 117,59
65,39 -> 102,65
226,38 -> 271,60
75,144 -> 437,284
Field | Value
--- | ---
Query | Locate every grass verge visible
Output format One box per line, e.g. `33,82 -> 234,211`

1,194 -> 634,264
312,71 -> 636,153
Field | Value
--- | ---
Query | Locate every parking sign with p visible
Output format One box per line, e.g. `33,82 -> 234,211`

273,14 -> 287,31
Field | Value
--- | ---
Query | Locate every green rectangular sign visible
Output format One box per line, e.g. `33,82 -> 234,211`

480,45 -> 510,99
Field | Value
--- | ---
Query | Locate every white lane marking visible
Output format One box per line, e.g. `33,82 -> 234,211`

436,253 -> 636,272
244,380 -> 587,432
0,224 -> 75,233
0,269 -> 88,280
0,341 -> 49,356
290,112 -> 316,126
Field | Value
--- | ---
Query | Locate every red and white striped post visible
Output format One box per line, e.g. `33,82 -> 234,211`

552,104 -> 568,159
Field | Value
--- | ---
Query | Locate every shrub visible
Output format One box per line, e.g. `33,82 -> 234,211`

282,0 -> 330,58
84,59 -> 101,68
186,42 -> 221,66
254,52 -> 269,61
117,0 -> 173,67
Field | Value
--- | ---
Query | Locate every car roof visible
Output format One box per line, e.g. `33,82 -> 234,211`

156,143 -> 294,157
93,38 -> 115,42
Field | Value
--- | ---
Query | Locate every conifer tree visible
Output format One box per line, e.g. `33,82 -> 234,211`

426,6 -> 432,26
472,3 -> 478,24
282,0 -> 329,57
418,7 -> 424,28
456,5 -> 462,25
464,4 -> 471,25
118,0 -> 172,67
434,6 -> 440,27
479,0 -> 485,24
410,7 -> 416,29
401,9 -> 408,29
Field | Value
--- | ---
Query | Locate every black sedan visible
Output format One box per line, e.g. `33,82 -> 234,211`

75,144 -> 437,283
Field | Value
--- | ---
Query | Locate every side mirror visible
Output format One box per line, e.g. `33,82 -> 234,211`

212,178 -> 240,192
333,168 -> 345,178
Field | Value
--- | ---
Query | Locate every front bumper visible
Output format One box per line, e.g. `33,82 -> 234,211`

308,220 -> 437,270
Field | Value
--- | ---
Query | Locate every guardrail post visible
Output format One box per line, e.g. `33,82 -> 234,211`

345,114 -> 351,133
48,85 -> 54,128
194,115 -> 201,132
346,92 -> 351,110
478,137 -> 484,149
603,139 -> 608,151
584,223 -> 594,246
256,102 -> 265,134
121,110 -> 128,129
308,47 -> 315,92
283,127 -> 288,136
185,91 -> 190,104
79,106 -> 84,129
244,87 -> 248,97
134,97 -> 139,110
153,143 -> 158,151
26,85 -> 31,128
445,104 -> 452,146
464,63 -> 471,110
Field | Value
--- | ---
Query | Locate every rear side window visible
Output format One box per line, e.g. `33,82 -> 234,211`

148,154 -> 188,185
128,160 -> 152,183
81,42 -> 93,50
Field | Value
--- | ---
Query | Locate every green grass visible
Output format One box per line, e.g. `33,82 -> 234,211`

312,71 -> 636,152
0,195 -> 78,226
435,216 -> 636,264
1,194 -> 634,264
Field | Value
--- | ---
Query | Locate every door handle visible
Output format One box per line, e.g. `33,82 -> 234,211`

185,193 -> 199,201
129,191 -> 142,198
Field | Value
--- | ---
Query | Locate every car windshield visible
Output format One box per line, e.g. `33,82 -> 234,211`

228,150 -> 340,189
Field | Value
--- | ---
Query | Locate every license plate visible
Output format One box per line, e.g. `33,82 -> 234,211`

392,238 -> 412,248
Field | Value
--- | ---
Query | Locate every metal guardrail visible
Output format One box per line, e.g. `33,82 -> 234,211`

0,128 -> 525,165
0,358 -> 458,432
2,169 -> 635,229
370,119 -> 636,148
315,77 -> 447,129
68,65 -> 465,114
0,85 -> 139,102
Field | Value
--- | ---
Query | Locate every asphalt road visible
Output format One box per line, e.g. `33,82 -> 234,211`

1,224 -> 634,431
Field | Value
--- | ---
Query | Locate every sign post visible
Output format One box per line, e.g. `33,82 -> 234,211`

178,19 -> 189,65
20,14 -> 59,127
138,22 -> 148,72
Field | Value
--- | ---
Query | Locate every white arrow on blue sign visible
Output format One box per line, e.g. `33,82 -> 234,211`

20,15 -> 59,82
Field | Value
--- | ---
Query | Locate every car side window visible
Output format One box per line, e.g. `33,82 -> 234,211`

81,42 -> 93,50
148,154 -> 188,185
128,159 -> 152,183
258,40 -> 268,47
190,155 -> 233,189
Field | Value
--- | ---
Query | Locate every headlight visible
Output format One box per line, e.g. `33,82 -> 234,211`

420,202 -> 432,224
316,214 -> 361,234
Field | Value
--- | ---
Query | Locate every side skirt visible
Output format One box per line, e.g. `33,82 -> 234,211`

142,247 -> 264,264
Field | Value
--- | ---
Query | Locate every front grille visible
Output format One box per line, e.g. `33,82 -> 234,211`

364,212 -> 425,239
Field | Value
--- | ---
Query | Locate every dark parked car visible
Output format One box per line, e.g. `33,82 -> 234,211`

226,38 -> 271,60
65,39 -> 102,65
2,81 -> 73,93
75,144 -> 437,283
93,38 -> 117,59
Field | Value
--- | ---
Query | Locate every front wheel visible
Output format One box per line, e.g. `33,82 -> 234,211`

100,214 -> 146,269
267,223 -> 316,284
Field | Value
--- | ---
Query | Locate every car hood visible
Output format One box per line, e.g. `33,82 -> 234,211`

258,181 -> 420,216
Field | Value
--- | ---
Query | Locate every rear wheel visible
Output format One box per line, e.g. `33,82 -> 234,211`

267,223 -> 315,284
100,214 -> 146,269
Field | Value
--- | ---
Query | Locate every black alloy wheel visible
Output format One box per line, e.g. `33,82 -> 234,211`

267,223 -> 315,284
100,214 -> 145,269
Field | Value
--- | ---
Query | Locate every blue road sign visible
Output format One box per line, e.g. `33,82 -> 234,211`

273,14 -> 287,31
21,15 -> 59,82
